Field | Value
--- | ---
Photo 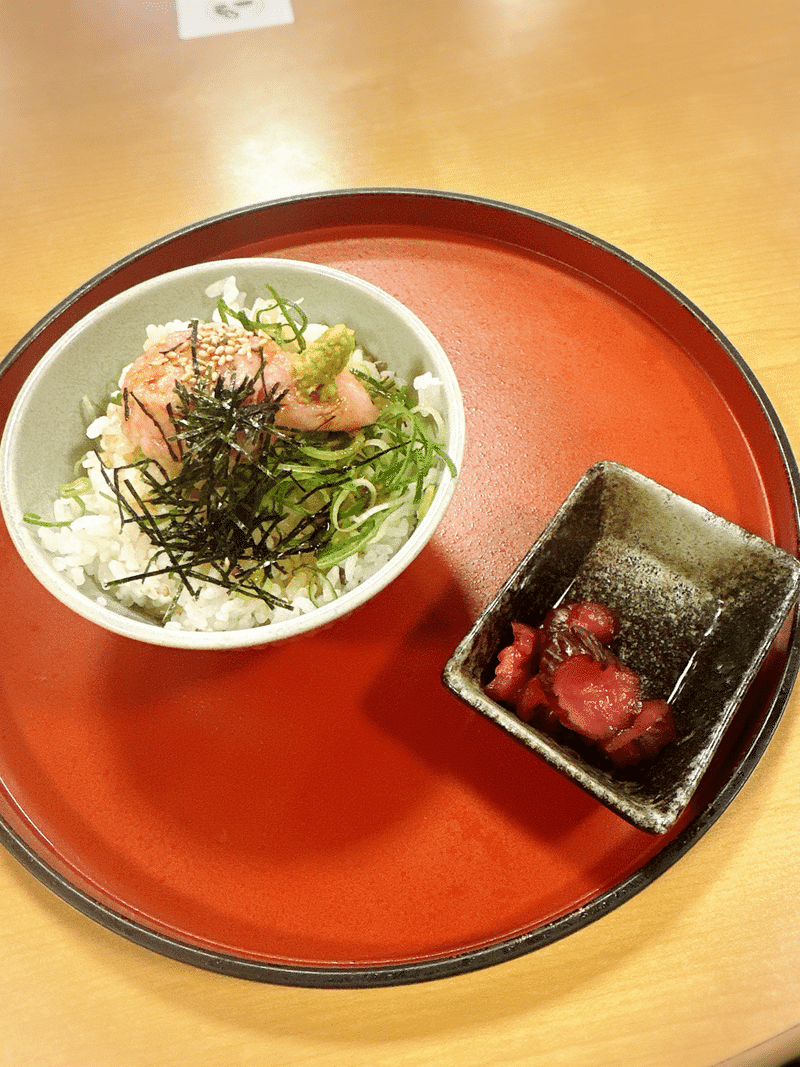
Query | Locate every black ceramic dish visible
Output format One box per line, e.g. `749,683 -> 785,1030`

443,462 -> 800,833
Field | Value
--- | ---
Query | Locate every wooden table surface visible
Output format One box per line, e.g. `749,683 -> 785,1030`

2,1 -> 800,1064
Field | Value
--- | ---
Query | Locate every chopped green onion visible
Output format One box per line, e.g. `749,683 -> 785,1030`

25,291 -> 456,625
216,283 -> 308,351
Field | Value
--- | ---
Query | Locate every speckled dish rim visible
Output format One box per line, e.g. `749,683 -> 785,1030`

0,189 -> 799,987
442,460 -> 800,835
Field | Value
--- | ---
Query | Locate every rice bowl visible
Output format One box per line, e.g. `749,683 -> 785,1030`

0,259 -> 465,649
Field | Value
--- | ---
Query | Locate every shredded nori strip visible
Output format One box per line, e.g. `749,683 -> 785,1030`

98,357 -> 455,615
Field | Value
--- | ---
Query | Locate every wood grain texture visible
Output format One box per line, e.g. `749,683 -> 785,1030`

1,1 -> 799,1064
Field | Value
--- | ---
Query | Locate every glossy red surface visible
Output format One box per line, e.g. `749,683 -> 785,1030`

0,193 -> 796,977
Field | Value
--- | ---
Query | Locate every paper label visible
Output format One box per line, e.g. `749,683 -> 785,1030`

175,0 -> 294,39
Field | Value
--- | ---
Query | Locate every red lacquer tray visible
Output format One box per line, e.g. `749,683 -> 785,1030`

1,189 -> 798,986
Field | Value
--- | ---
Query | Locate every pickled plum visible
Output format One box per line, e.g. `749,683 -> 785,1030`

482,600 -> 676,767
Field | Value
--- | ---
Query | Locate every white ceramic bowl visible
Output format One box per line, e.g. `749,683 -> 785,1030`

0,258 -> 465,649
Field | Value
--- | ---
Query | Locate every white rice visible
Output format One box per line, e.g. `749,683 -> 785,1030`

35,278 -> 445,633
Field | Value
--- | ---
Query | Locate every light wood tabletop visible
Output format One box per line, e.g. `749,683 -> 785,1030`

2,1 -> 800,1064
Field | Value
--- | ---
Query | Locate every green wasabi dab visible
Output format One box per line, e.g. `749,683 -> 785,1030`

291,324 -> 356,402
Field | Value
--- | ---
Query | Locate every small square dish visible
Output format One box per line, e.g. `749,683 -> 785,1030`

442,461 -> 800,834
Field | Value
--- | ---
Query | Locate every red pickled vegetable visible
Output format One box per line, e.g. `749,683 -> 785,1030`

565,600 -> 620,644
482,599 -> 676,767
549,654 -> 640,741
601,699 -> 677,766
483,621 -> 540,704
539,622 -> 608,687
516,674 -> 549,723
509,620 -> 540,658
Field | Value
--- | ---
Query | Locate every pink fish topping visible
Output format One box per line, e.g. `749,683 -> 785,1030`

120,320 -> 380,472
